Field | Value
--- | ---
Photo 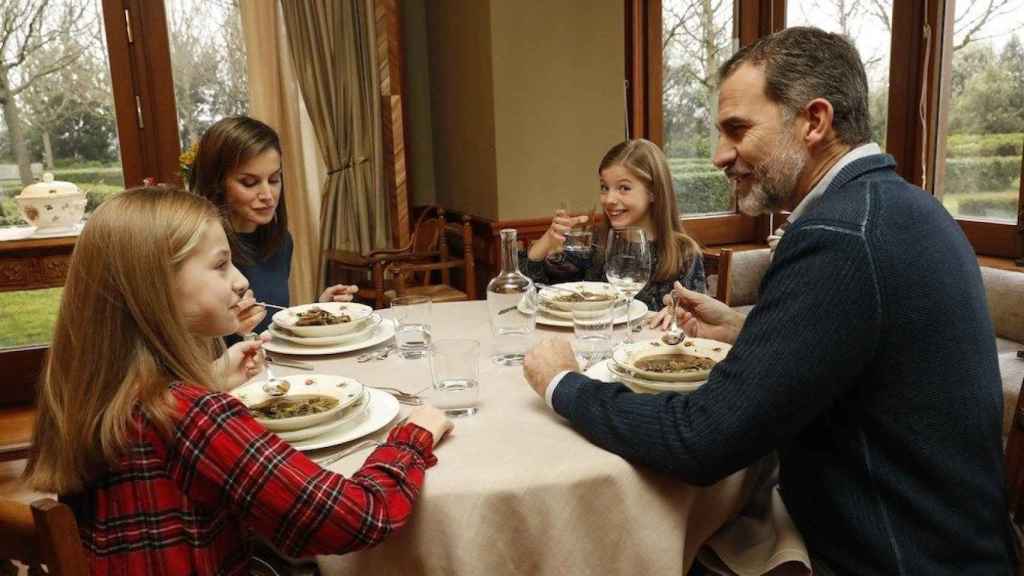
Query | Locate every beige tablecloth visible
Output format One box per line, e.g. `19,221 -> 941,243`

267,301 -> 808,575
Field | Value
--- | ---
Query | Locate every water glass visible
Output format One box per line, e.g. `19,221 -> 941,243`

429,339 -> 481,417
391,295 -> 432,359
563,229 -> 593,253
572,299 -> 615,369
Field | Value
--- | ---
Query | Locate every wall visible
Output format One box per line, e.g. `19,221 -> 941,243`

424,0 -> 499,219
420,0 -> 624,222
400,0 -> 436,207
489,0 -> 624,220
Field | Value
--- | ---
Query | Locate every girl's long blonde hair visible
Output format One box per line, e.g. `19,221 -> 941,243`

24,187 -> 223,494
598,139 -> 701,282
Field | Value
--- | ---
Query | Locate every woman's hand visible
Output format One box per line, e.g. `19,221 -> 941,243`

662,282 -> 746,344
233,289 -> 266,335
527,209 -> 589,261
319,284 -> 360,303
405,405 -> 454,447
215,335 -> 268,390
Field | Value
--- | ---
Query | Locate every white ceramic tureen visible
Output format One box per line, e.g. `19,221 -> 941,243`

15,173 -> 87,230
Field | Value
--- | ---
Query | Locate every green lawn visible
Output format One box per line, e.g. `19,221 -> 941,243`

0,288 -> 62,347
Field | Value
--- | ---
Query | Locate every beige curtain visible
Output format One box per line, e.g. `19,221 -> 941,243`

239,0 -> 325,304
280,0 -> 390,290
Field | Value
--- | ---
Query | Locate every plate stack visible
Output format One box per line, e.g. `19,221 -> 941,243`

262,302 -> 394,356
231,374 -> 401,451
606,337 -> 732,393
531,281 -> 647,327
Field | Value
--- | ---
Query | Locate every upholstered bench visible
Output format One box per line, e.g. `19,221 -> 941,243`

980,267 -> 1024,438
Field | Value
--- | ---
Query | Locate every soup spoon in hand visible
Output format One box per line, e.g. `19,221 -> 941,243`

661,291 -> 685,346
245,333 -> 290,397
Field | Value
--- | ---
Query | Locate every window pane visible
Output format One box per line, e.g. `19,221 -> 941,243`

0,288 -> 62,348
662,0 -> 736,216
936,2 -> 1023,223
786,0 -> 894,150
0,0 -> 124,231
166,0 -> 249,157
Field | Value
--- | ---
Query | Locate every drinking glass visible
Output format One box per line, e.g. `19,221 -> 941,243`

429,339 -> 481,417
391,295 -> 432,359
572,298 -> 616,369
605,227 -> 651,343
563,228 -> 593,254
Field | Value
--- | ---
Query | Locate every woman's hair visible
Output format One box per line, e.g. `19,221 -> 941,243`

598,139 -> 701,282
24,187 -> 223,494
189,115 -> 288,264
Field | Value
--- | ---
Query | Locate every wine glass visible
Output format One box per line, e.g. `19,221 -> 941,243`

604,227 -> 651,344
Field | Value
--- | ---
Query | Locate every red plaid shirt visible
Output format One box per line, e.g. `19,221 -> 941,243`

61,383 -> 437,575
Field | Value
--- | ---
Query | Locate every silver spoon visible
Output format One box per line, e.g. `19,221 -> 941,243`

245,333 -> 290,397
661,291 -> 685,345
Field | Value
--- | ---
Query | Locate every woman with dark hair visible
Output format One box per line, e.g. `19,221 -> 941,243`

190,115 -> 357,334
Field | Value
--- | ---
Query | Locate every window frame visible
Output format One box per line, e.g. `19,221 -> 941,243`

635,0 -> 1024,258
628,0 -> 784,246
0,1 -> 180,383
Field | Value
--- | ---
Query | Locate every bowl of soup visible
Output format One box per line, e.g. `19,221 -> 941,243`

272,302 -> 374,338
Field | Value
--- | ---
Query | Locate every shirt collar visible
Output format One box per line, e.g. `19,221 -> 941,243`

787,142 -> 882,224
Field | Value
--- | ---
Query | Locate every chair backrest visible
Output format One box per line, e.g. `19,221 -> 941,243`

702,248 -> 733,304
0,498 -> 88,576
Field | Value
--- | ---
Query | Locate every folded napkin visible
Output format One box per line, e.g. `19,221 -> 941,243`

698,456 -> 811,576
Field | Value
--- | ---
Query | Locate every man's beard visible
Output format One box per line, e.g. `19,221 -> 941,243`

734,132 -> 808,217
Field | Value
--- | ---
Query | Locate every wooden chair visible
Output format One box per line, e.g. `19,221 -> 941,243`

324,206 -> 450,309
390,214 -> 477,303
0,345 -> 44,463
0,498 -> 88,576
702,248 -> 733,305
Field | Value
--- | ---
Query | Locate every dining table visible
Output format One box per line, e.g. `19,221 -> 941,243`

266,300 -> 807,576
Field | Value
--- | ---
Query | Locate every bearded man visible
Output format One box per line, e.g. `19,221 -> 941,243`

522,27 -> 1015,574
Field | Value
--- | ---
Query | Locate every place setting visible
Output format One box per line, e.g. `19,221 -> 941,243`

259,301 -> 395,356
231,372 -> 402,454
523,281 -> 648,328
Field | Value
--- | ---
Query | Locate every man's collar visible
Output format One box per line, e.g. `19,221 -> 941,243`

788,142 -> 882,224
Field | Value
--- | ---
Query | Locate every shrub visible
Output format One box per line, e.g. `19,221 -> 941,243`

956,196 -> 1019,220
943,156 -> 1020,194
674,171 -> 731,214
52,168 -> 124,187
946,133 -> 1023,158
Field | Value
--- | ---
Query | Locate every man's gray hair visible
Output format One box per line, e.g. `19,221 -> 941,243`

718,27 -> 872,146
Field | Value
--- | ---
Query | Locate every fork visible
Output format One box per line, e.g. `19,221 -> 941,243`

314,439 -> 382,467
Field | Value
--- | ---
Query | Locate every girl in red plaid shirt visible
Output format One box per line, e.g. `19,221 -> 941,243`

24,188 -> 452,575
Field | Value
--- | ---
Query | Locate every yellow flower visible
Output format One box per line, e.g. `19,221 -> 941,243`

179,142 -> 199,185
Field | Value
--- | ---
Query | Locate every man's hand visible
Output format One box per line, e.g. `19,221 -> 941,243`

664,282 -> 745,344
523,337 -> 579,399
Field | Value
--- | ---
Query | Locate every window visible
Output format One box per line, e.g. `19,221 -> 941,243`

786,0 -> 894,150
934,1 -> 1023,224
165,0 -> 249,152
661,0 -> 737,216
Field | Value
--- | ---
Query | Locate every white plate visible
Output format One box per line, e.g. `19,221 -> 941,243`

586,359 -> 704,394
262,320 -> 395,356
275,390 -> 372,442
272,302 -> 375,337
538,281 -> 620,312
526,298 -> 648,328
289,388 -> 401,452
231,374 -> 366,431
612,337 -> 730,382
268,314 -> 383,346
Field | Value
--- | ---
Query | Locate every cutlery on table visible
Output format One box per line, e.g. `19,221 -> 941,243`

314,439 -> 383,467
265,353 -> 314,371
357,345 -> 395,363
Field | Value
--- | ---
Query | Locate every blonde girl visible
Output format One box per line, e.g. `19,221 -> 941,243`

24,187 -> 451,573
521,139 -> 706,310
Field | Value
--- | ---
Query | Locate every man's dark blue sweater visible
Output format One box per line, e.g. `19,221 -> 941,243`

553,155 -> 1015,574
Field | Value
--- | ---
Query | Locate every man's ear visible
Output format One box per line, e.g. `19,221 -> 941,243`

802,98 -> 835,149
